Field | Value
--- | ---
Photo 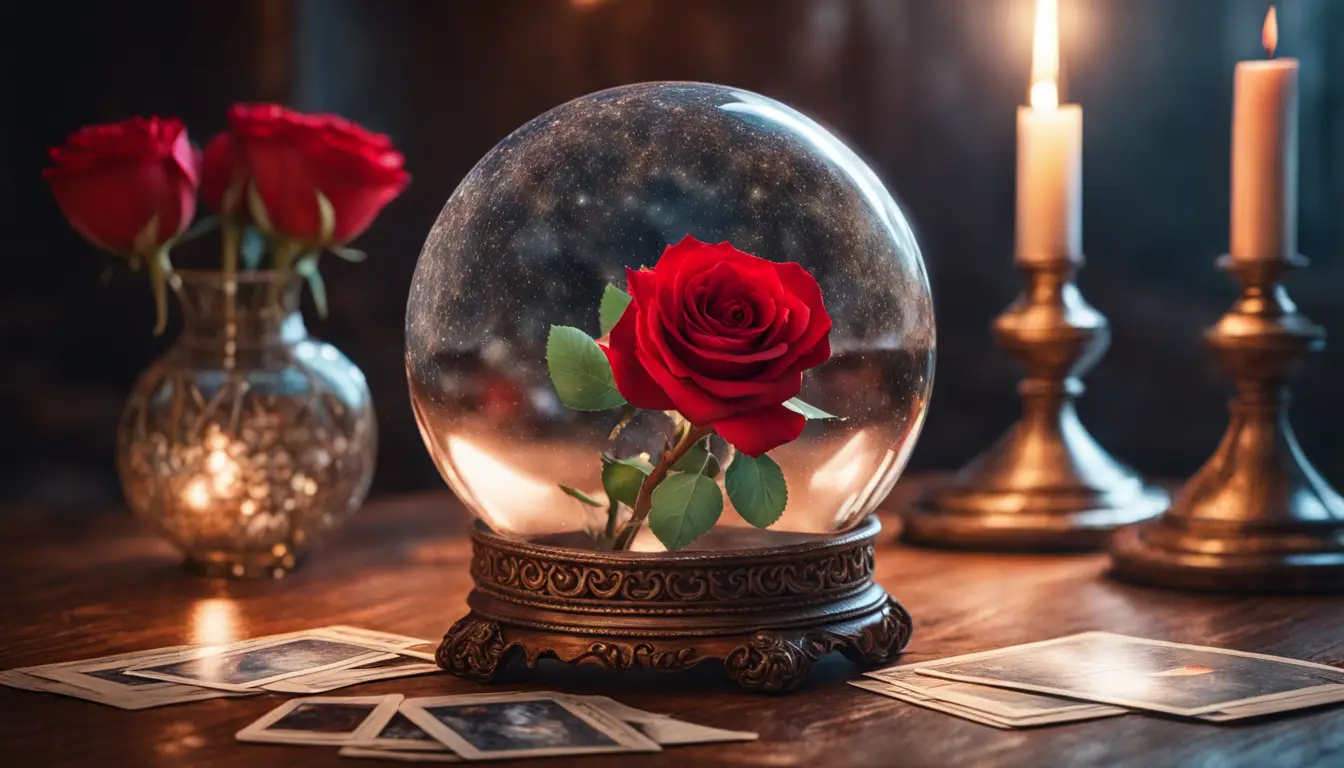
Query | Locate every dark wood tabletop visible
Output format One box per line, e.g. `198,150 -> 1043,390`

3,479 -> 1344,768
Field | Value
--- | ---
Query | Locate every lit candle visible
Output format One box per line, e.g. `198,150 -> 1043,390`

1016,0 -> 1082,264
1230,5 -> 1298,262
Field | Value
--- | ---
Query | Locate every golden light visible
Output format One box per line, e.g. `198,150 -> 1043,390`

189,597 -> 240,646
1030,0 -> 1061,109
1263,5 -> 1278,58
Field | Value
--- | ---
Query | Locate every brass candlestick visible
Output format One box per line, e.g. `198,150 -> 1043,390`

900,256 -> 1166,551
1111,255 -> 1344,591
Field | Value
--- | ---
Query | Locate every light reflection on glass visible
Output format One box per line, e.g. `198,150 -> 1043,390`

445,434 -> 572,533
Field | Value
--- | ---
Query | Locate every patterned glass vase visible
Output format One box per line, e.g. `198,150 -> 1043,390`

116,270 -> 377,578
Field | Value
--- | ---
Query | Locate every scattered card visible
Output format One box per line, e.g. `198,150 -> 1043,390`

850,679 -> 1026,729
914,632 -> 1344,717
868,666 -> 1125,722
7,646 -> 255,709
265,653 -> 441,694
400,692 -> 662,761
562,695 -> 758,745
339,746 -> 460,762
236,694 -> 405,745
352,710 -> 450,753
124,630 -> 403,692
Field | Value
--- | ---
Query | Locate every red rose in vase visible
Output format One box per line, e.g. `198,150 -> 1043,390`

604,236 -> 833,456
228,104 -> 410,245
199,132 -> 244,217
43,115 -> 200,255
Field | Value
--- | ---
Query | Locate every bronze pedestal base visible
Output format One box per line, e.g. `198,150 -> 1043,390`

900,257 -> 1165,552
437,517 -> 911,693
1110,256 -> 1344,593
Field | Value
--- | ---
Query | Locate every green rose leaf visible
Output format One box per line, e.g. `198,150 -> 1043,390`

559,484 -> 603,507
783,397 -> 841,421
725,452 -> 788,529
546,325 -> 627,411
601,455 -> 653,508
648,472 -> 724,550
671,437 -> 720,478
599,284 -> 633,337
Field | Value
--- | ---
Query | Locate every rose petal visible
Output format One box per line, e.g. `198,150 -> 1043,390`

713,404 -> 806,457
604,299 -> 675,411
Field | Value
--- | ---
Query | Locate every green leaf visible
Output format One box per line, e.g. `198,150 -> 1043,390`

672,437 -> 719,478
559,484 -> 603,507
725,452 -> 788,529
783,397 -> 841,420
601,455 -> 652,508
247,181 -> 274,234
295,252 -> 328,317
179,215 -> 219,244
315,188 -> 337,243
146,246 -> 172,336
240,227 -> 266,269
546,326 -> 627,411
599,284 -> 633,337
648,473 -> 723,550
132,214 -> 161,255
330,245 -> 367,262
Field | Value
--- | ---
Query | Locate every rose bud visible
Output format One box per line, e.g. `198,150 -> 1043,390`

604,236 -> 833,457
200,132 -> 246,218
228,103 -> 409,246
43,115 -> 200,256
43,115 -> 201,334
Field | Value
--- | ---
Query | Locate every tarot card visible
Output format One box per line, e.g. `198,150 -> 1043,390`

849,680 -> 1022,729
264,653 -> 440,694
351,710 -> 450,752
914,631 -> 1344,717
236,694 -> 404,745
124,634 -> 392,691
339,746 -> 460,762
559,695 -> 757,745
9,646 -> 257,709
869,666 -> 1126,720
400,692 -> 662,760
1198,686 -> 1344,722
0,669 -> 243,711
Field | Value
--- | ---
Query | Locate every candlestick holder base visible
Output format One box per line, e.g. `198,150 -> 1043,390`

900,257 -> 1165,552
1111,256 -> 1344,592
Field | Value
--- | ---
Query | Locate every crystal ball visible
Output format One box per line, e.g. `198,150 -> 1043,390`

406,82 -> 934,550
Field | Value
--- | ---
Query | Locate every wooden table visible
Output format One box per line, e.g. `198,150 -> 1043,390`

4,481 -> 1344,768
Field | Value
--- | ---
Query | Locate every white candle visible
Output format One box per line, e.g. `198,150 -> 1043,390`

1230,6 -> 1298,262
1016,0 -> 1082,264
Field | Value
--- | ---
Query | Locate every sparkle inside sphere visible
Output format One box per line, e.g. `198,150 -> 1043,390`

406,82 -> 934,551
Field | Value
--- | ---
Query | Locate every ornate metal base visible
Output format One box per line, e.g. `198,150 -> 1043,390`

904,481 -> 1168,553
1109,255 -> 1344,593
900,393 -> 1168,552
437,517 -> 911,693
899,257 -> 1164,552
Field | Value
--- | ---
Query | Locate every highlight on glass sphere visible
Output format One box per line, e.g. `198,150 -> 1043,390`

406,81 -> 934,552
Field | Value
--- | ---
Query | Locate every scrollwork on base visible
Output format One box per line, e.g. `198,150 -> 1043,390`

840,596 -> 913,665
723,631 -> 826,693
437,615 -> 507,681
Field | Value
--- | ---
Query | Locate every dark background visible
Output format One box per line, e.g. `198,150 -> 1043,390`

3,0 -> 1342,510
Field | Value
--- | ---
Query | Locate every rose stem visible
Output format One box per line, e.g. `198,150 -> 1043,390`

612,424 -> 714,551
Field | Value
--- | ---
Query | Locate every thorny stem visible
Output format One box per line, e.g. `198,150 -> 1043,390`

611,424 -> 714,551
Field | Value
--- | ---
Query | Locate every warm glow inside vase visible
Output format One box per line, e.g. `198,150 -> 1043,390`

406,82 -> 934,550
118,271 -> 377,577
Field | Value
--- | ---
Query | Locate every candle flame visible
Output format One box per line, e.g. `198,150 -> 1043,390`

1030,0 -> 1060,109
1262,5 -> 1278,58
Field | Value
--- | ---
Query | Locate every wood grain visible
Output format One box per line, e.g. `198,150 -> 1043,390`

2,479 -> 1344,767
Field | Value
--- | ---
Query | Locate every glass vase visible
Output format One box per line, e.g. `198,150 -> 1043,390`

116,270 -> 377,578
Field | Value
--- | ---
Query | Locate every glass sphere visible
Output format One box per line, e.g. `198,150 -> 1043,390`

406,82 -> 933,551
